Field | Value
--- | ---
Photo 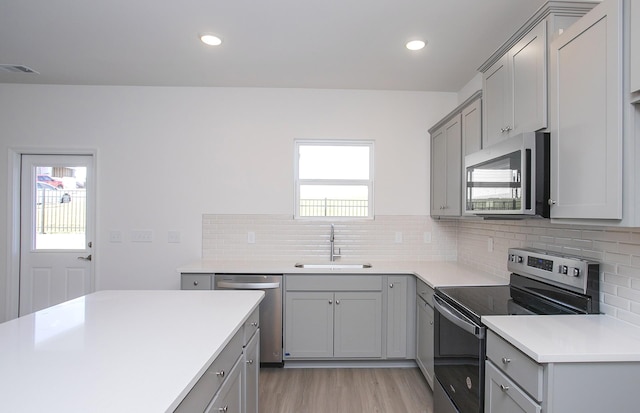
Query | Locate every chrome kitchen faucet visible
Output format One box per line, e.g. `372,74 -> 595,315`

330,224 -> 341,262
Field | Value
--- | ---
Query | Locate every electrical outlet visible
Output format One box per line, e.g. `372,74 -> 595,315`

131,230 -> 153,243
109,230 -> 122,243
168,231 -> 181,243
487,237 -> 494,252
395,231 -> 403,243
423,232 -> 432,243
248,231 -> 256,244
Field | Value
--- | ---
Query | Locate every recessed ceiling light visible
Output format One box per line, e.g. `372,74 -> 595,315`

406,40 -> 426,51
200,34 -> 222,46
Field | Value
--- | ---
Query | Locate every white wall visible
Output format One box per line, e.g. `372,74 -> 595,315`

0,84 -> 457,322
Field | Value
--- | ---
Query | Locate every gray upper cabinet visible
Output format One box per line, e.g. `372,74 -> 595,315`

479,2 -> 597,147
483,21 -> 546,147
430,114 -> 462,217
462,96 -> 483,156
631,0 -> 640,101
549,0 -> 624,220
429,91 -> 481,218
483,54 -> 512,147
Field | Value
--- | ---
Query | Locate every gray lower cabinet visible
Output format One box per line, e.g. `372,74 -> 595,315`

176,308 -> 259,413
242,329 -> 259,413
486,330 -> 640,413
415,280 -> 434,388
386,275 -> 415,359
205,357 -> 243,413
285,290 -> 382,359
485,362 -> 540,413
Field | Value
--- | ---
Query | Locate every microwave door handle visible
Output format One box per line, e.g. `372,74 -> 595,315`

433,295 -> 484,339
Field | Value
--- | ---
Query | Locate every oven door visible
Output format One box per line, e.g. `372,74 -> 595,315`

433,295 -> 486,413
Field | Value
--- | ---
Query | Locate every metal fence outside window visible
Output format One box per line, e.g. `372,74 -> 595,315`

36,189 -> 86,234
300,198 -> 368,217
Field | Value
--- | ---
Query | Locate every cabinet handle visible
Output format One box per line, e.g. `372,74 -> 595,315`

430,321 -> 434,325
328,299 -> 333,304
246,359 -> 254,365
502,357 -> 511,364
336,300 -> 340,305
193,281 -> 198,286
548,199 -> 557,206
218,406 -> 229,412
500,384 -> 510,392
389,283 -> 394,288
215,370 -> 225,378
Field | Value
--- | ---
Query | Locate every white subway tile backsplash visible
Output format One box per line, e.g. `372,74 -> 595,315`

202,214 -> 457,262
457,219 -> 640,327
202,214 -> 640,327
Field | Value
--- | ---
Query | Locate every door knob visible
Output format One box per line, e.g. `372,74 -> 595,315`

77,254 -> 92,261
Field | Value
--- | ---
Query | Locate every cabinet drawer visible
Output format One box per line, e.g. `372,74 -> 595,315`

175,329 -> 243,412
486,331 -> 543,402
485,361 -> 541,413
243,308 -> 259,345
204,357 -> 243,413
286,275 -> 382,291
181,274 -> 212,290
416,279 -> 433,307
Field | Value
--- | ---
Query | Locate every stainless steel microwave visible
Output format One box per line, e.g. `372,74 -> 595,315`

464,132 -> 550,218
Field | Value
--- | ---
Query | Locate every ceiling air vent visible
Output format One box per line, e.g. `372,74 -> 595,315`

0,64 -> 39,74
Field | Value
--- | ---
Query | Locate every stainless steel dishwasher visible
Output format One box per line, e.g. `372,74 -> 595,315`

215,274 -> 283,366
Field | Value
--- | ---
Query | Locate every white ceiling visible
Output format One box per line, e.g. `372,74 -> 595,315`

0,0 -> 548,92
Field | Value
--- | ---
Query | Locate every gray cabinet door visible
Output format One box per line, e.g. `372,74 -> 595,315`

333,292 -> 382,358
462,97 -> 482,156
386,276 -> 408,358
483,54 -> 510,148
431,126 -> 447,216
631,0 -> 640,96
431,114 -> 462,216
242,330 -> 259,413
485,361 -> 540,413
416,296 -> 434,389
549,0 -> 623,219
285,292 -> 334,358
511,21 -> 546,135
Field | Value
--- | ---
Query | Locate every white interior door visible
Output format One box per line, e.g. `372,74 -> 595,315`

19,154 -> 94,315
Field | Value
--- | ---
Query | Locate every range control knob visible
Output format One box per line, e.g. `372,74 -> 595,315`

517,256 -> 524,264
572,268 -> 580,277
561,265 -> 569,275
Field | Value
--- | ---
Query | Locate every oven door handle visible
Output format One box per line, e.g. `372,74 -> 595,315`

433,295 -> 485,339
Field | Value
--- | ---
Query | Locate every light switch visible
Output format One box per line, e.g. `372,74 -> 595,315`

248,231 -> 256,244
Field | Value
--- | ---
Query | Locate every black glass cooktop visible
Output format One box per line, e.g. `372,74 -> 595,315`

435,285 -> 512,322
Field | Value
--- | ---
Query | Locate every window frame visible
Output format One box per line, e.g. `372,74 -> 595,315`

294,139 -> 375,220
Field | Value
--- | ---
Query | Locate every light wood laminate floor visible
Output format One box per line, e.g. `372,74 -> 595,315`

259,367 -> 433,413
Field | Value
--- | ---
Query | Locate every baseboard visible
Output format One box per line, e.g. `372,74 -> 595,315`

281,359 -> 418,369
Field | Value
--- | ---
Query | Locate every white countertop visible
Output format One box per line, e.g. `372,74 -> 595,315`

178,260 -> 508,289
482,314 -> 640,363
0,290 -> 264,413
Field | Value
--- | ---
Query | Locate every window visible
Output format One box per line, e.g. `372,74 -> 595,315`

295,140 -> 374,218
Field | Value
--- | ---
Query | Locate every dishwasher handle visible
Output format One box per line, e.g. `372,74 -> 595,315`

433,295 -> 484,339
217,281 -> 281,290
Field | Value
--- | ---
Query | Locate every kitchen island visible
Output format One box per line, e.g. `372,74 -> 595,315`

0,290 -> 264,413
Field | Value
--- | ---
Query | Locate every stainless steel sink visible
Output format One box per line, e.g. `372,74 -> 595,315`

294,263 -> 372,269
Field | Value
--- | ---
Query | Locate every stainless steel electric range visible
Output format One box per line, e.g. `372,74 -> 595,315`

433,248 -> 600,413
